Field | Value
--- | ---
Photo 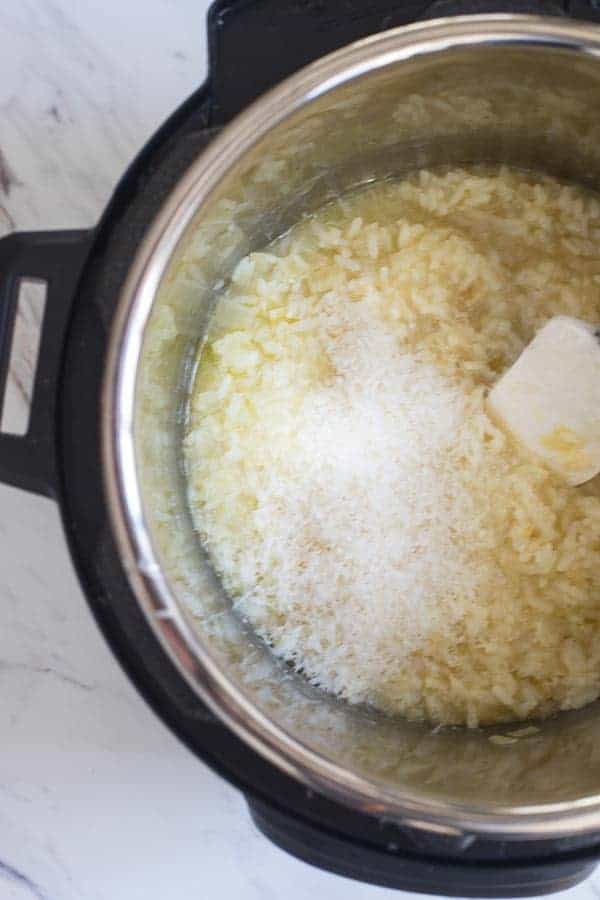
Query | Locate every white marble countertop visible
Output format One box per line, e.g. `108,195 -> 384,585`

1,2 -> 600,899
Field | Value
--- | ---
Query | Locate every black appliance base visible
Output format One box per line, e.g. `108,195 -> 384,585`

249,799 -> 596,897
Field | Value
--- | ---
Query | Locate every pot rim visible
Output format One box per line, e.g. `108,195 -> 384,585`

102,14 -> 600,840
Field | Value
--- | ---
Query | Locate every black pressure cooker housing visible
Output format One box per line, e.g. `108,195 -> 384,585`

3,1 -> 600,895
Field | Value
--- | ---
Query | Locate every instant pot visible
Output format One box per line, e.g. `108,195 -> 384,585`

4,1 -> 600,895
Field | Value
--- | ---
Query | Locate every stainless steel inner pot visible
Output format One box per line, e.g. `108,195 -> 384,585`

103,15 -> 600,841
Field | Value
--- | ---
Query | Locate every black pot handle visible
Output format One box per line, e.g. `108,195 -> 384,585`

206,0 -> 580,124
207,0 -> 433,123
0,229 -> 93,498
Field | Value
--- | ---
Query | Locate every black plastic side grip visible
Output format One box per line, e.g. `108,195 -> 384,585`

206,0 -> 575,124
207,0 -> 436,123
0,230 -> 93,498
420,0 -> 568,17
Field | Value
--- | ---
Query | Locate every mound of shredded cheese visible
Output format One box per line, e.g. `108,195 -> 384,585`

185,167 -> 600,727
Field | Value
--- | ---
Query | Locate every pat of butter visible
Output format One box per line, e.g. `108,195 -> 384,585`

487,316 -> 600,486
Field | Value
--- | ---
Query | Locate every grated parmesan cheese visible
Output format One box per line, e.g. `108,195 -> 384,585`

236,306 -> 483,681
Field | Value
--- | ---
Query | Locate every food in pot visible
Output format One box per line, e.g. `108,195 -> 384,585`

185,167 -> 600,728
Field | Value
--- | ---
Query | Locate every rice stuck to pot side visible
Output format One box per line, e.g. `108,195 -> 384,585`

184,167 -> 600,728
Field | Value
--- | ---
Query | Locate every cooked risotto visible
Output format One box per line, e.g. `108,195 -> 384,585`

184,167 -> 600,728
